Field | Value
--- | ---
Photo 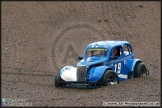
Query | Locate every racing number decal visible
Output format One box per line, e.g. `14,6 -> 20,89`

114,63 -> 121,74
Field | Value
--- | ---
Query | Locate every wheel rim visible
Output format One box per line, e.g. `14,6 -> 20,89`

107,74 -> 117,85
140,66 -> 147,76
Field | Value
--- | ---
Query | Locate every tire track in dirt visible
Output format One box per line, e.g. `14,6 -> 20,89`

2,66 -> 54,75
2,79 -> 54,87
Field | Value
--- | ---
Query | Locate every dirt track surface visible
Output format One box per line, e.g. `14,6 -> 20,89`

1,1 -> 161,107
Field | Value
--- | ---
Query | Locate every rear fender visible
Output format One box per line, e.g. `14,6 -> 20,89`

124,59 -> 142,78
87,66 -> 111,82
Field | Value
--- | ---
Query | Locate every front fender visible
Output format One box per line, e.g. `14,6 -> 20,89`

88,66 -> 110,82
60,66 -> 77,81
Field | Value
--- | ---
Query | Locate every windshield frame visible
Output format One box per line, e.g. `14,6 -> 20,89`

86,48 -> 108,58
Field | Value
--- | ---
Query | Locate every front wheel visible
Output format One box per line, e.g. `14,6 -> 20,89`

100,70 -> 119,86
54,72 -> 63,87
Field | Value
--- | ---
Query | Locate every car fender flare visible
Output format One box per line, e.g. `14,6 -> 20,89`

125,59 -> 142,77
59,66 -> 78,81
131,59 -> 142,71
88,66 -> 111,82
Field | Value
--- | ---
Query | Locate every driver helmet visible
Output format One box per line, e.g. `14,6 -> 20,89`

111,48 -> 117,56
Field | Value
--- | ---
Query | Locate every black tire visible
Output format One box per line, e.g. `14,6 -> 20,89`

55,72 -> 62,87
100,70 -> 119,86
134,62 -> 147,78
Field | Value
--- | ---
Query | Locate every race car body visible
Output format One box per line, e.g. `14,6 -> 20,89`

55,40 -> 149,88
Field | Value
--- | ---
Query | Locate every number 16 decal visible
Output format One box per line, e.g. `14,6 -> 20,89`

114,63 -> 121,74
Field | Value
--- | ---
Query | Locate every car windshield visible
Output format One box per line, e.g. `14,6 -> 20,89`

86,48 -> 107,57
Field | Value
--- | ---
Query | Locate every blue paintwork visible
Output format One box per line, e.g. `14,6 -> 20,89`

125,58 -> 142,77
87,66 -> 110,82
61,40 -> 143,83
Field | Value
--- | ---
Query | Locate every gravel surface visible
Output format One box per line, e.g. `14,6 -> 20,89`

2,1 -> 161,107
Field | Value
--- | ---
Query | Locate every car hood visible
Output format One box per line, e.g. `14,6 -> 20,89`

77,57 -> 107,67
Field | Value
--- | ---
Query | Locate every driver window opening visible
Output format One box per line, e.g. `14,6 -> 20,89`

124,44 -> 132,55
111,46 -> 122,57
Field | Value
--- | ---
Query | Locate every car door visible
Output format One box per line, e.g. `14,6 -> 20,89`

109,46 -> 126,81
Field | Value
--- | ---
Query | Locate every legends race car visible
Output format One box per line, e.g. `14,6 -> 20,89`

55,40 -> 149,88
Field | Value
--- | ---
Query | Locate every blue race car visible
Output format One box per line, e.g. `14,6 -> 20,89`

55,40 -> 149,88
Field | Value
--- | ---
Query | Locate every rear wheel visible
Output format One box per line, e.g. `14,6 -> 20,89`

55,72 -> 62,87
134,62 -> 147,78
100,70 -> 119,86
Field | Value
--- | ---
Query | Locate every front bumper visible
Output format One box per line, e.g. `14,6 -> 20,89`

58,81 -> 101,88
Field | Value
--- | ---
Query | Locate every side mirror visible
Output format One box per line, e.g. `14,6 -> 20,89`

78,56 -> 83,60
110,56 -> 117,60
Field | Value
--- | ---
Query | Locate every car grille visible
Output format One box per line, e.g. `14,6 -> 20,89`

76,66 -> 88,87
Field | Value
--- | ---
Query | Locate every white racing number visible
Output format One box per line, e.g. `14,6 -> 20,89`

114,63 -> 121,74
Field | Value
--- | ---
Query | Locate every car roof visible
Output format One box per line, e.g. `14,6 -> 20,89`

86,40 -> 130,49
